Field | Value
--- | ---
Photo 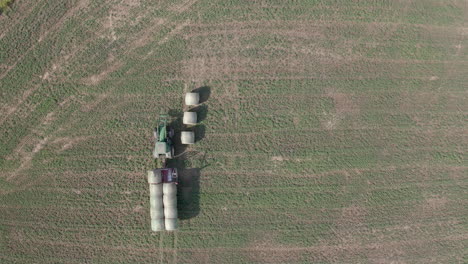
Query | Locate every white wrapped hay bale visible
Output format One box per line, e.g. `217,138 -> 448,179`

149,178 -> 164,231
163,194 -> 177,208
147,170 -> 162,184
151,219 -> 165,232
164,218 -> 177,231
185,92 -> 199,106
150,195 -> 163,208
181,131 -> 195,144
150,207 -> 164,219
149,184 -> 163,197
163,183 -> 177,195
183,112 -> 197,125
164,206 -> 178,219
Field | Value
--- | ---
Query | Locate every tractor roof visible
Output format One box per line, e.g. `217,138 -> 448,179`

158,125 -> 166,142
155,142 -> 167,155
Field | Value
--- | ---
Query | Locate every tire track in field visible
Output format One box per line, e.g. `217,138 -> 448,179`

443,21 -> 467,84
0,1 -> 43,41
173,232 -> 178,264
79,0 -> 197,85
185,19 -> 466,39
4,97 -> 76,186
42,1 -> 203,260
0,1 -> 201,189
0,83 -> 41,126
159,232 -> 164,264
0,0 -> 109,126
169,233 -> 468,254
0,0 -> 89,82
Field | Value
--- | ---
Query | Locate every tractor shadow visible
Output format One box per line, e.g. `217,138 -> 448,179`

191,86 -> 211,104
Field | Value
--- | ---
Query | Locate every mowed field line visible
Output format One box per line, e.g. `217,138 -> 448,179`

0,1 -> 43,40
0,2 -> 107,126
0,1 -> 89,81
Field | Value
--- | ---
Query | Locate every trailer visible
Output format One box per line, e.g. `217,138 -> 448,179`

148,168 -> 178,231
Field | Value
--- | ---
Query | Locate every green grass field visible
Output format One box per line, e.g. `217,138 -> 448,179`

1,0 -> 467,263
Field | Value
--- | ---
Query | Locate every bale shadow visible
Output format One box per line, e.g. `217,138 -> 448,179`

175,151 -> 210,220
194,125 -> 205,143
166,110 -> 210,220
177,168 -> 201,219
168,109 -> 183,128
165,151 -> 210,220
190,105 -> 209,123
191,86 -> 211,104
168,109 -> 187,156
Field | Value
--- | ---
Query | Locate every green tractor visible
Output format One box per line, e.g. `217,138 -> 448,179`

153,114 -> 175,167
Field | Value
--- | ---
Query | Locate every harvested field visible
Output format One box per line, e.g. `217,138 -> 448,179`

0,0 -> 467,263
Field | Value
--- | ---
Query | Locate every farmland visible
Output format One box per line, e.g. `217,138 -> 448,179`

0,0 -> 467,263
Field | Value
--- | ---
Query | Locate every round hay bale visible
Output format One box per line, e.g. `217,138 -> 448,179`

163,194 -> 177,208
181,131 -> 195,144
150,207 -> 164,219
150,199 -> 163,211
151,218 -> 165,231
165,218 -> 178,231
185,92 -> 199,106
149,184 -> 163,196
164,206 -> 178,219
163,183 -> 177,195
150,196 -> 163,209
183,112 -> 197,125
147,170 -> 162,184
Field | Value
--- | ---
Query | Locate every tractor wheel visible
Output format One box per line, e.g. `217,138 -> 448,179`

168,127 -> 175,138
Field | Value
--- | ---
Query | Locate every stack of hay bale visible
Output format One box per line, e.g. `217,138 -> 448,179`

163,182 -> 177,230
148,169 -> 178,231
148,170 -> 164,231
182,92 -> 199,144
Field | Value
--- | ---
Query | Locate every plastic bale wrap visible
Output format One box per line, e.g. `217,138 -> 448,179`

149,184 -> 163,196
165,218 -> 177,231
183,112 -> 197,125
150,207 -> 164,219
163,194 -> 177,208
163,183 -> 177,195
147,170 -> 162,184
185,93 -> 199,106
150,196 -> 163,210
181,131 -> 195,144
151,219 -> 165,232
164,206 -> 178,219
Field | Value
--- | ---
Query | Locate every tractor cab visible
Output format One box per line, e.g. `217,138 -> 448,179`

153,115 -> 174,159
